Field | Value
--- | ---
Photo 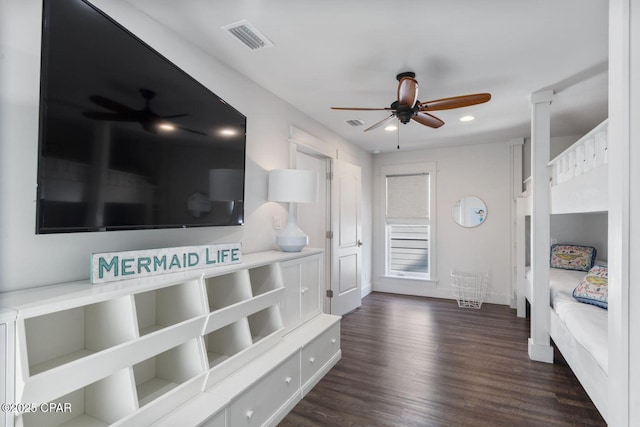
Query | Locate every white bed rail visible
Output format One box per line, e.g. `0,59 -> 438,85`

548,119 -> 608,186
547,119 -> 608,213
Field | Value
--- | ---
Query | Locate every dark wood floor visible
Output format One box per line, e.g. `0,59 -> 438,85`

280,292 -> 605,427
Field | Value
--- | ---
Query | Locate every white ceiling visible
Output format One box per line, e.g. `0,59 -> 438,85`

124,0 -> 609,153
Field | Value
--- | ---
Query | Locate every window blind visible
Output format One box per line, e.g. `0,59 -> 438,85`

385,174 -> 429,222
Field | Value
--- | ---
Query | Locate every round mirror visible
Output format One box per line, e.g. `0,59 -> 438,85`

453,196 -> 487,228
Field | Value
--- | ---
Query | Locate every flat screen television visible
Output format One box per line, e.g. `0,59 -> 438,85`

37,0 -> 247,233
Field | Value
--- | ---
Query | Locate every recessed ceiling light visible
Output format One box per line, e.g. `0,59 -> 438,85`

157,123 -> 176,132
384,125 -> 398,131
459,115 -> 475,122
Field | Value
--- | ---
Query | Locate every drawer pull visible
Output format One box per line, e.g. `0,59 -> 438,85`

331,338 -> 337,344
285,376 -> 292,385
246,410 -> 254,420
301,288 -> 308,294
309,356 -> 316,365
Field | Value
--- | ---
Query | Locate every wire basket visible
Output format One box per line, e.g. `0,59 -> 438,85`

450,270 -> 488,309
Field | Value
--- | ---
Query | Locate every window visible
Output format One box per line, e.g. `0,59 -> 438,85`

387,224 -> 429,277
381,163 -> 435,280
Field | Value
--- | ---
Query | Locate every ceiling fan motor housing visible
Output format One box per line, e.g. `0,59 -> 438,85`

390,100 -> 418,124
396,71 -> 416,80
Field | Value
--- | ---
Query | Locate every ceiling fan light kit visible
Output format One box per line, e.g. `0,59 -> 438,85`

331,71 -> 491,133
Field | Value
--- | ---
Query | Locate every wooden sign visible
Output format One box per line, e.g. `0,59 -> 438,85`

91,243 -> 242,284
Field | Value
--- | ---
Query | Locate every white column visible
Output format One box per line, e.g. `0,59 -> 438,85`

515,197 -> 527,318
608,0 -> 638,424
528,90 -> 554,363
508,138 -> 524,311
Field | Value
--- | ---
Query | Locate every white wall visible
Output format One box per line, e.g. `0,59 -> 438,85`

550,213 -> 608,260
522,134 -> 581,183
372,141 -> 514,305
0,0 -> 372,292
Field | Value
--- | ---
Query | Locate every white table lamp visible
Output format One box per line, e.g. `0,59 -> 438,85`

268,169 -> 317,252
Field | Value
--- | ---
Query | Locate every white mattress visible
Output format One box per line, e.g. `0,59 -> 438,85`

526,267 -> 608,373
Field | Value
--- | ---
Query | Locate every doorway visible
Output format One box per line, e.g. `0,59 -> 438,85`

292,144 -> 362,315
295,150 -> 331,312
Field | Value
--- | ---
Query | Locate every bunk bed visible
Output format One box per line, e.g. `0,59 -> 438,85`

515,119 -> 609,422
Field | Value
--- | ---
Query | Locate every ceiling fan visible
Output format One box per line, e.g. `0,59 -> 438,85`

83,88 -> 206,135
331,72 -> 491,132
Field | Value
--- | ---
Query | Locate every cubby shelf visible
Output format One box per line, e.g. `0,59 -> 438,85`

22,369 -> 136,427
202,286 -> 285,337
205,271 -> 253,312
249,264 -> 284,296
204,319 -> 253,369
133,280 -> 205,337
3,249 -> 336,427
248,305 -> 283,344
24,296 -> 137,376
133,339 -> 205,407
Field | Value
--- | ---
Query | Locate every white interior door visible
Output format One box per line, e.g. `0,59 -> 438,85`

330,159 -> 362,315
295,150 -> 331,313
296,151 -> 328,250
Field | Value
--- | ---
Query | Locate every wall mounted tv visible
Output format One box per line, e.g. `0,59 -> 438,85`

36,0 -> 247,234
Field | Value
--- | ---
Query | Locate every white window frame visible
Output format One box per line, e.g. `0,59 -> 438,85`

386,224 -> 430,279
378,162 -> 437,284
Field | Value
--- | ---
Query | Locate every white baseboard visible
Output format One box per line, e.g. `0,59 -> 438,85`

361,281 -> 372,298
528,338 -> 554,363
373,280 -> 511,306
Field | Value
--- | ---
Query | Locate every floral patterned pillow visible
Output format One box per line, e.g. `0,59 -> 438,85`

550,244 -> 597,271
573,265 -> 608,309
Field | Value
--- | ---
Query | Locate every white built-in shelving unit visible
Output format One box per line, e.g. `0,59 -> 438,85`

1,308 -> 17,427
0,249 -> 339,427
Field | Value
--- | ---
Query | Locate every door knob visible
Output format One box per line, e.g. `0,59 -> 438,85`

357,240 -> 363,247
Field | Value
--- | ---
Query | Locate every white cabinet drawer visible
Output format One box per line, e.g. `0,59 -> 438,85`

199,410 -> 225,427
301,322 -> 340,388
228,353 -> 300,426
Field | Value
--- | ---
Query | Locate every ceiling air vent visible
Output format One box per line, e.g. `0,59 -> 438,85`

345,119 -> 364,127
221,20 -> 274,50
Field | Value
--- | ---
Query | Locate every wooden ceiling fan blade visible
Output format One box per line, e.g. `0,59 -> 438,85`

331,107 -> 394,111
364,114 -> 396,132
412,112 -> 444,128
419,93 -> 491,111
397,77 -> 418,107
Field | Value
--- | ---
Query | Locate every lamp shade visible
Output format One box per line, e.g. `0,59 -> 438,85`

268,169 -> 317,203
209,168 -> 244,201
